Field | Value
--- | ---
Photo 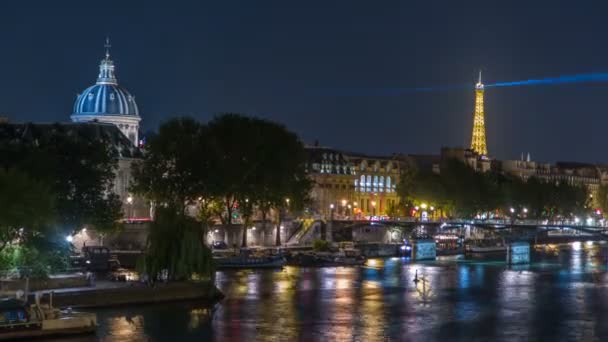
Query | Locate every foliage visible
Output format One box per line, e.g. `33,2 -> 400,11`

398,158 -> 588,219
0,124 -> 123,235
596,184 -> 608,214
312,239 -> 331,252
0,239 -> 70,279
138,207 -> 214,281
131,118 -> 209,214
202,114 -> 310,246
0,169 -> 54,253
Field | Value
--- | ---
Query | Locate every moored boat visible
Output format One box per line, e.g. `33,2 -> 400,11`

214,254 -> 286,269
0,293 -> 97,340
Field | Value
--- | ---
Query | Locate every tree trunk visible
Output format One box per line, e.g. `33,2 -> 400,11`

275,209 -> 282,246
261,210 -> 268,245
241,214 -> 250,248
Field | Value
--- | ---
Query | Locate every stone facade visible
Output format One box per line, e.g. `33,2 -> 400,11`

305,145 -> 402,219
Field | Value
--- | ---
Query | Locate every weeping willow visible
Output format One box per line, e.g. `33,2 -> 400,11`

138,207 -> 214,281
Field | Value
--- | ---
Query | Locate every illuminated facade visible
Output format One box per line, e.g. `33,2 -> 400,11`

305,145 -> 401,218
470,71 -> 488,155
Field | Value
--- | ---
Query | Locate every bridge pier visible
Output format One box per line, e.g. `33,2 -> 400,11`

412,239 -> 436,261
507,242 -> 530,265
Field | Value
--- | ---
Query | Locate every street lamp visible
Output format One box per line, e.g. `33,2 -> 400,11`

126,195 -> 133,219
329,204 -> 335,221
509,207 -> 515,214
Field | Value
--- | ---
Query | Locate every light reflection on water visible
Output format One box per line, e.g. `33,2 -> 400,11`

49,242 -> 608,341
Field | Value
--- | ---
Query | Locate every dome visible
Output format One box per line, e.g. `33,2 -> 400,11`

72,49 -> 140,117
70,39 -> 141,146
73,83 -> 139,116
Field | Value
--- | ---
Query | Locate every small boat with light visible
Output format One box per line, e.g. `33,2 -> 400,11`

0,292 -> 97,340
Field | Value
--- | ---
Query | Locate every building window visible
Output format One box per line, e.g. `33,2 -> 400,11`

379,176 -> 384,192
386,176 -> 391,192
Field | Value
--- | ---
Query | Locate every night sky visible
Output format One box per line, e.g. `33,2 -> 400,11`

1,1 -> 608,163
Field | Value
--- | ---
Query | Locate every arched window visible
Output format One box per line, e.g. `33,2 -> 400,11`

386,176 -> 392,192
360,175 -> 365,192
373,176 -> 378,192
366,175 -> 371,192
379,176 -> 384,192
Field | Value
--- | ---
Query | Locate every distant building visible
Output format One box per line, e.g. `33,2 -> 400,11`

304,145 -> 402,218
441,147 -> 492,173
500,154 -> 602,195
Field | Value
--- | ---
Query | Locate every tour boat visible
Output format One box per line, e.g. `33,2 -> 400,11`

0,293 -> 97,340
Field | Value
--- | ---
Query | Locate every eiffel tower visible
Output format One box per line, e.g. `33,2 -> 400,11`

470,71 -> 488,155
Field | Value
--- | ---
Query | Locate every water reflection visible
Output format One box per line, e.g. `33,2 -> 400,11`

66,242 -> 608,341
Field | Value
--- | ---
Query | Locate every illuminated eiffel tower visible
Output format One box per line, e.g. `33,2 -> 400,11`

470,71 -> 488,155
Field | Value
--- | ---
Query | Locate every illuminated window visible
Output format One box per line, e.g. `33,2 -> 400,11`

379,176 -> 384,192
386,176 -> 392,192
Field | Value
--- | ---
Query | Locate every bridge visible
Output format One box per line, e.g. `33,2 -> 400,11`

285,217 -> 608,245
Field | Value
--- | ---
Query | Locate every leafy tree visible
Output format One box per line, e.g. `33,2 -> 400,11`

0,169 -> 54,253
131,118 -> 209,214
138,207 -> 214,281
131,118 -> 215,278
596,184 -> 608,214
0,124 -> 123,235
206,114 -> 311,246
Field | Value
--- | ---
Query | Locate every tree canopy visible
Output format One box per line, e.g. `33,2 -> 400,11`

398,158 -> 589,219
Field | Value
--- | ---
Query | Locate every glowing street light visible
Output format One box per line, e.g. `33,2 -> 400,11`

126,196 -> 133,204
65,235 -> 73,243
330,203 -> 335,209
341,199 -> 347,207
523,208 -> 528,214
510,208 -> 515,214
420,203 -> 427,210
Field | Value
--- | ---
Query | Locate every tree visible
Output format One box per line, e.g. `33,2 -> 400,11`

206,114 -> 311,247
596,184 -> 608,214
131,118 -> 215,279
0,169 -> 54,253
0,123 -> 123,235
138,207 -> 214,281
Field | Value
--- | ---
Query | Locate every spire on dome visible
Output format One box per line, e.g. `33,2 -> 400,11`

104,36 -> 111,60
97,37 -> 117,85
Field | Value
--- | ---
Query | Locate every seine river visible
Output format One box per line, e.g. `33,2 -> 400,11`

54,242 -> 608,341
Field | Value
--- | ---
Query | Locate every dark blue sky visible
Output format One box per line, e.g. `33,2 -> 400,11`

1,1 -> 607,163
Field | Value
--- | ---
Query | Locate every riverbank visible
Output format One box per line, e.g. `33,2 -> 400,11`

26,280 -> 223,308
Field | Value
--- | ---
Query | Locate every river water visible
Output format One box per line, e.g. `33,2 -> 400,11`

53,241 -> 608,341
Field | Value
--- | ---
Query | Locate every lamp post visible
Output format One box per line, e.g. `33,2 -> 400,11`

126,195 -> 133,220
329,203 -> 335,221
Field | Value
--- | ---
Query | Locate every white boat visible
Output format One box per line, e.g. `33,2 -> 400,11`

0,292 -> 97,340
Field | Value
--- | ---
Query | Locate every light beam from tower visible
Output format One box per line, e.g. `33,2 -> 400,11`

470,71 -> 488,155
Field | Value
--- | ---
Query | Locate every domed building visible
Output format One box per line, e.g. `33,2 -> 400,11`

71,42 -> 141,145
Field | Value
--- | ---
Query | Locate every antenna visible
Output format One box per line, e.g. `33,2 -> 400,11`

104,36 -> 111,59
